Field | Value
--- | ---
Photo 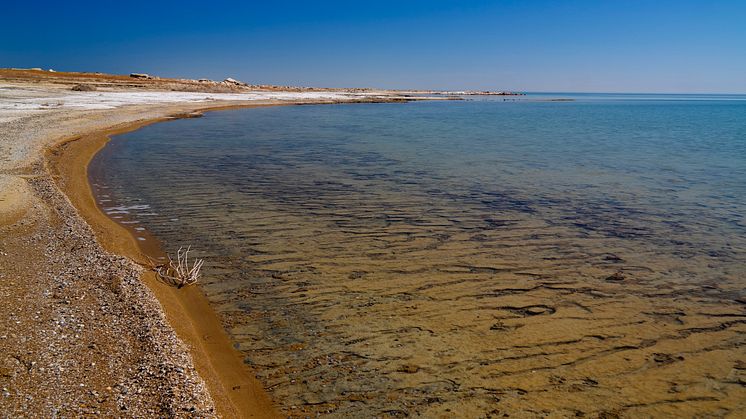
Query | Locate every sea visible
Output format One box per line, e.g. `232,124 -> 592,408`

90,93 -> 746,417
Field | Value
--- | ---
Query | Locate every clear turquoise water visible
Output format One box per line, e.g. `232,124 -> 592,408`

92,94 -> 746,416
97,94 -> 746,252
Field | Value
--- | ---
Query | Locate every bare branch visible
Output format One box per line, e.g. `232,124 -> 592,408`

153,246 -> 204,288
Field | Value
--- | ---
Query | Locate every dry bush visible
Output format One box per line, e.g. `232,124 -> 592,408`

154,246 -> 204,288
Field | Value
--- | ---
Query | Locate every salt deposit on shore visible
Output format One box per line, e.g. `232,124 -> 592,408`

0,85 -> 398,124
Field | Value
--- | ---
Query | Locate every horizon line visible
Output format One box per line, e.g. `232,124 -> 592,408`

3,67 -> 745,96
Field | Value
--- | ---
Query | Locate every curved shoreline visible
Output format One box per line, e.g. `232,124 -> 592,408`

47,104 -> 282,418
0,72 -> 448,416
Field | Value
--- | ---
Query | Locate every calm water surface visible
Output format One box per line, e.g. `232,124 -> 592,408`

92,94 -> 746,417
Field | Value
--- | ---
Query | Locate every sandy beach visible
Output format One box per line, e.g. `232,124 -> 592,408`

0,69 -> 431,417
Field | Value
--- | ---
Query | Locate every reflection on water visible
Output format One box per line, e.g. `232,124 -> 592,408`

91,96 -> 746,417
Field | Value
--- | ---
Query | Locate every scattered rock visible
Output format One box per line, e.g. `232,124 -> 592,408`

525,306 -> 551,315
348,271 -> 365,280
396,364 -> 419,374
605,271 -> 626,282
129,73 -> 152,79
549,375 -> 566,385
490,321 -> 519,332
582,377 -> 599,386
652,353 -> 684,364
598,410 -> 622,419
71,84 -> 96,92
603,254 -> 624,262
500,305 -> 556,316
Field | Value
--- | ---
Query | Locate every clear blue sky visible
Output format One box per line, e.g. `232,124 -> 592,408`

2,0 -> 745,92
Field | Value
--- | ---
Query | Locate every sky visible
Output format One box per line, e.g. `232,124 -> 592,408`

2,0 -> 745,93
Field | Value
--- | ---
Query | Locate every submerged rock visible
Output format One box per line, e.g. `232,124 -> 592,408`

603,254 -> 624,262
396,364 -> 419,373
605,271 -> 626,282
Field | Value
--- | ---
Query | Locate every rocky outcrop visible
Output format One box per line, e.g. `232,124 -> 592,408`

223,77 -> 248,87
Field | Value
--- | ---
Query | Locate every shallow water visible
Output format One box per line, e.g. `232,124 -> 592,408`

91,94 -> 746,417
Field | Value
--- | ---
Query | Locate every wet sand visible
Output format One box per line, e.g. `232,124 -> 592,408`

47,111 -> 279,417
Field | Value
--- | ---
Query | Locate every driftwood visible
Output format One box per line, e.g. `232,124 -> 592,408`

154,246 -> 204,288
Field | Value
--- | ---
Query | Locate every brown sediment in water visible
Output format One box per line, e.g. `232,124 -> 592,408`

46,106 -> 281,418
